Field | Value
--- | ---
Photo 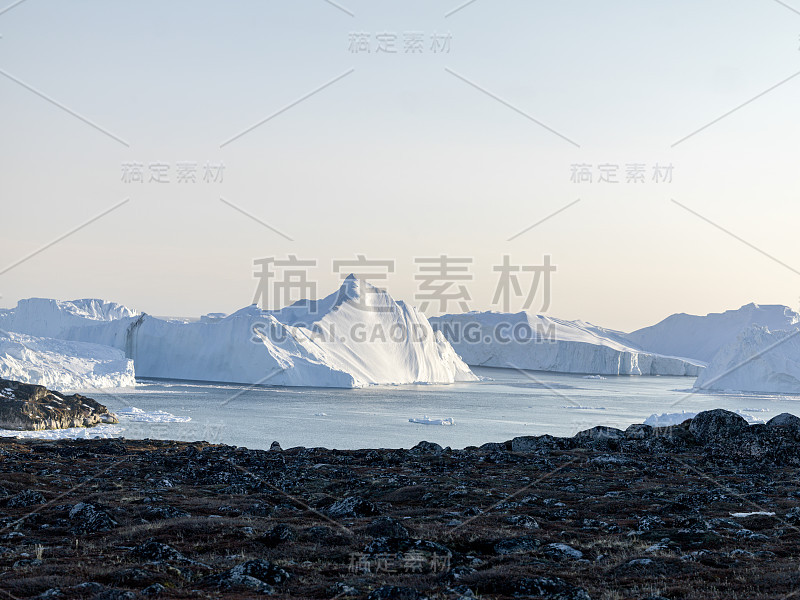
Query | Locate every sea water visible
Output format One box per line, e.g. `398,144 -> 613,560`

69,367 -> 799,450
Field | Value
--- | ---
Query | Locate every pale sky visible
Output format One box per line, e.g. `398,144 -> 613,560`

1,0 -> 799,331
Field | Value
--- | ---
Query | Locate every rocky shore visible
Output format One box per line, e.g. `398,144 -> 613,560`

0,378 -> 118,431
2,409 -> 800,599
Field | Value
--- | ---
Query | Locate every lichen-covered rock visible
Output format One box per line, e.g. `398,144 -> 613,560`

689,409 -> 749,442
767,413 -> 800,434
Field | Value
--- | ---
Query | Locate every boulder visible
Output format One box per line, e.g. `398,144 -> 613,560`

766,413 -> 800,434
0,378 -> 117,431
625,423 -> 653,439
326,496 -> 379,518
689,409 -> 749,442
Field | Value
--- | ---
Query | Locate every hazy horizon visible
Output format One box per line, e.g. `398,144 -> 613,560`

2,0 -> 799,331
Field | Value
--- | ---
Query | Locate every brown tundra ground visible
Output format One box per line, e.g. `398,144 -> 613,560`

2,409 -> 800,600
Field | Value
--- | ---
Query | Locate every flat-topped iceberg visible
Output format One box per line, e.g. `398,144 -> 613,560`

694,326 -> 800,394
430,312 -> 703,376
1,277 -> 477,388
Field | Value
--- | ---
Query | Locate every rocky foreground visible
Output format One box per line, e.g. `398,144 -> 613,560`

0,378 -> 118,431
3,410 -> 800,599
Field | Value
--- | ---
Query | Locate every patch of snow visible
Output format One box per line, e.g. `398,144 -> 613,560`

730,512 -> 775,518
0,424 -> 123,440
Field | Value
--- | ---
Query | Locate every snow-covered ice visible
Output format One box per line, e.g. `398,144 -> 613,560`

627,303 -> 800,363
430,312 -> 703,376
644,411 -> 697,427
0,330 -> 135,391
1,277 -> 476,388
694,326 -> 800,394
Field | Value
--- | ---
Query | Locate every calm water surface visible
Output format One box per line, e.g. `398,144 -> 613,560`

93,368 -> 800,450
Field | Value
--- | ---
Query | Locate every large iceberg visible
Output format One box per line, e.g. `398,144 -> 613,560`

0,330 -> 135,391
430,312 -> 703,376
694,326 -> 800,393
1,277 -> 477,388
626,303 -> 800,363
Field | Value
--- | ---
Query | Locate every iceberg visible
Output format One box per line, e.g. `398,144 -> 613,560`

694,326 -> 800,394
430,312 -> 703,376
1,277 -> 477,388
626,303 -> 800,363
0,330 -> 135,391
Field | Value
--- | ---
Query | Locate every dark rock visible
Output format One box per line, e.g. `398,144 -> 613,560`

410,441 -> 443,454
142,505 -> 189,521
327,496 -> 379,518
0,378 -> 117,430
141,584 -> 166,596
689,409 -> 749,442
494,536 -> 539,555
69,502 -> 117,533
91,589 -> 137,600
365,516 -> 410,539
364,537 -> 452,559
625,423 -> 653,439
6,489 -> 46,508
574,426 -> 625,441
767,413 -> 800,434
509,576 -> 591,599
542,543 -> 584,560
130,540 -> 187,563
258,523 -> 296,547
270,441 -> 282,451
368,586 -> 428,600
202,559 -> 290,591
506,514 -> 540,529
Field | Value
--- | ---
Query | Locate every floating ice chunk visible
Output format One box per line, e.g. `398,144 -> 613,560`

582,375 -> 607,380
116,407 -> 191,423
409,416 -> 455,426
